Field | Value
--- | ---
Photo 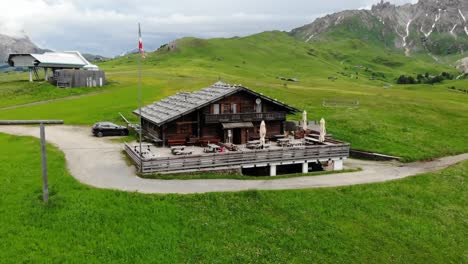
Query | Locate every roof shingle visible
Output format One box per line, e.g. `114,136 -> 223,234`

134,82 -> 298,126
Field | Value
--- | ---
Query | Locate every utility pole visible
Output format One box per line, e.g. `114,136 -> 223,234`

40,123 -> 49,203
138,23 -> 143,173
0,120 -> 64,203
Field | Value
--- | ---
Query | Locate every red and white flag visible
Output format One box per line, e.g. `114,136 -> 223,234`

138,23 -> 145,58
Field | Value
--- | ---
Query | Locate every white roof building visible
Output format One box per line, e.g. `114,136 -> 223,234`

8,51 -> 99,70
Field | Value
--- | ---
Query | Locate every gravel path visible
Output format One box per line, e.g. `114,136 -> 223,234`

0,125 -> 466,194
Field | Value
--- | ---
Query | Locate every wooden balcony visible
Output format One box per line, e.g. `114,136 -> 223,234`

204,112 -> 287,123
124,142 -> 350,175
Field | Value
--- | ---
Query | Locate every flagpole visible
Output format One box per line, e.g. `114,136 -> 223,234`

138,23 -> 143,173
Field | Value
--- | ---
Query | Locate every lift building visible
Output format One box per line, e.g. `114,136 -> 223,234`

7,51 -> 105,88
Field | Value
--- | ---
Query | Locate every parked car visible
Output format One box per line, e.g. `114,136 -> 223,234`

92,122 -> 129,137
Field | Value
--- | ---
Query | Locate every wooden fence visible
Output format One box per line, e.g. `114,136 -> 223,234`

125,143 -> 350,174
322,99 -> 359,108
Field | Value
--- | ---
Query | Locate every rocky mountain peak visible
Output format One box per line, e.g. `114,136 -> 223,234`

371,1 -> 397,12
291,0 -> 468,56
0,34 -> 48,64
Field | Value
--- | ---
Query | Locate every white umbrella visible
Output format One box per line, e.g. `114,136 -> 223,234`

319,118 -> 326,142
302,110 -> 308,131
259,120 -> 267,147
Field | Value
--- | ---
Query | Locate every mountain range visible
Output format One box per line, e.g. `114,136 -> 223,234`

291,0 -> 468,56
1,0 -> 467,65
0,34 -> 48,64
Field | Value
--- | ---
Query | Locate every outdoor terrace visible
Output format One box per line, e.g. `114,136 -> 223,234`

124,137 -> 350,175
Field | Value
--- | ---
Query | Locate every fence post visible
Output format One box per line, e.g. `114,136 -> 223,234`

40,123 -> 49,203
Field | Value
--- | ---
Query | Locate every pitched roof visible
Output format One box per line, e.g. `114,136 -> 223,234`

134,82 -> 299,126
8,51 -> 99,69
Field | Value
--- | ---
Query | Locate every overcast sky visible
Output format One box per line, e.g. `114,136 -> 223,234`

1,0 -> 416,57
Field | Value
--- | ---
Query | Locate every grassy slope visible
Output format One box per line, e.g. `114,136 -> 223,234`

0,73 -> 106,108
0,31 -> 466,160
0,133 -> 466,263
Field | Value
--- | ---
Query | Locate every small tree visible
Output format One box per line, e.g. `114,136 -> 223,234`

397,75 -> 409,84
416,74 -> 424,83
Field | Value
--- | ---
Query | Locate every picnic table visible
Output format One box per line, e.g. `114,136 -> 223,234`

246,140 -> 261,149
304,136 -> 321,145
287,140 -> 305,147
273,134 -> 286,141
171,146 -> 185,154
174,150 -> 193,156
204,143 -> 221,153
220,143 -> 239,151
247,140 -> 271,150
141,151 -> 156,160
171,146 -> 192,155
277,138 -> 290,147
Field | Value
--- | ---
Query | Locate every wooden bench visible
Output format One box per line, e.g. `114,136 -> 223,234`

277,138 -> 290,147
171,146 -> 185,154
167,138 -> 186,147
173,150 -> 193,156
304,136 -> 321,145
219,143 -> 239,151
204,143 -> 221,153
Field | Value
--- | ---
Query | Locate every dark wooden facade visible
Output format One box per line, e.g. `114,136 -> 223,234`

141,90 -> 292,146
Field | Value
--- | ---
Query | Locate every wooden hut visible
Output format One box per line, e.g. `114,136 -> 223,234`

134,82 -> 300,146
52,69 -> 106,88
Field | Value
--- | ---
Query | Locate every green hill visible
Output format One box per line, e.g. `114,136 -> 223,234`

0,21 -> 467,264
0,31 -> 467,161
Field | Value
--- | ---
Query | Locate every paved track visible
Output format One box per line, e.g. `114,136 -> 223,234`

0,125 -> 466,194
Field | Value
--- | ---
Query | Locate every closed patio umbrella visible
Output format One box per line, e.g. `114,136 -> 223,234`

259,120 -> 267,147
302,110 -> 308,131
319,118 -> 326,142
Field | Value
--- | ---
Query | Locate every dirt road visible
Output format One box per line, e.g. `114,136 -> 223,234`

0,125 -> 466,194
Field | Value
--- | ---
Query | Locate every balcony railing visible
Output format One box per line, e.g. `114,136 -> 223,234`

204,112 -> 287,123
124,143 -> 350,174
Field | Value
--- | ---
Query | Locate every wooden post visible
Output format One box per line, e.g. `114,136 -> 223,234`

40,123 -> 49,203
197,110 -> 201,139
138,23 -> 143,173
0,120 -> 63,203
302,162 -> 308,173
270,164 -> 277,176
162,124 -> 166,147
29,67 -> 33,82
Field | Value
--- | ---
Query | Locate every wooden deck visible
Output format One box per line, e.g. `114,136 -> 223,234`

124,142 -> 350,175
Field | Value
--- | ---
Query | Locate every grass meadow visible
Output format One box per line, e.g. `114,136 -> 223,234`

0,32 -> 466,161
0,31 -> 467,263
0,134 -> 466,263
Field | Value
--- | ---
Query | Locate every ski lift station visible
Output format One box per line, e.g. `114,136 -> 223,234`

7,51 -> 106,88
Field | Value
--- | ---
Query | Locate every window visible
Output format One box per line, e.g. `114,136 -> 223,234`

232,104 -> 238,113
256,102 -> 262,113
223,104 -> 231,113
213,104 -> 220,114
177,124 -> 191,134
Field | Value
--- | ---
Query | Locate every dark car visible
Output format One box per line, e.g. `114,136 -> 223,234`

92,122 -> 129,137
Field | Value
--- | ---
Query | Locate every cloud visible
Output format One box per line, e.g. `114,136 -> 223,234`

1,0 -> 416,56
